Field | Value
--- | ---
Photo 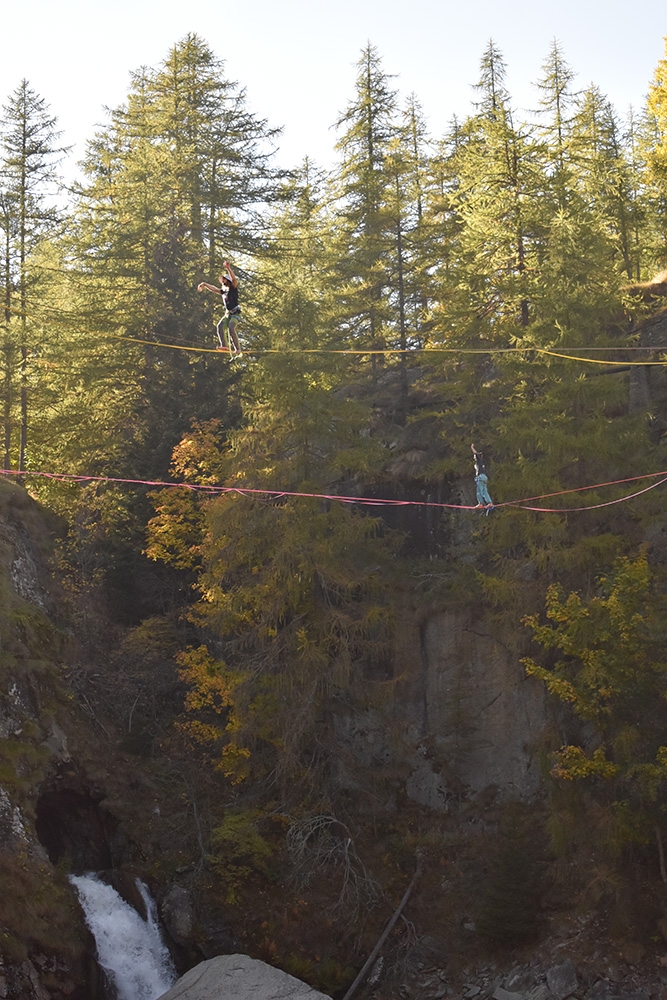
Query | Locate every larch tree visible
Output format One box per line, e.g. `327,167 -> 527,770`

535,40 -> 578,211
637,36 -> 667,271
416,42 -> 544,473
0,80 -> 64,470
31,36 -> 283,618
644,35 -> 667,195
568,86 -> 639,281
527,49 -> 626,340
400,93 -> 433,337
145,160 -> 403,807
62,35 -> 282,481
332,44 -> 398,360
430,42 -> 543,344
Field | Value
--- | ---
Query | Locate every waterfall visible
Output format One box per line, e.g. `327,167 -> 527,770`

70,872 -> 177,1000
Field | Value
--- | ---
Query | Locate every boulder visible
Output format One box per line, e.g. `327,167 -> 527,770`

493,988 -> 526,1000
546,959 -> 578,1000
157,955 -> 332,1000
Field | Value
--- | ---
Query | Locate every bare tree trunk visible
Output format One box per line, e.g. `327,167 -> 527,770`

656,825 -> 667,885
342,859 -> 421,1000
395,188 -> 409,422
2,201 -> 13,470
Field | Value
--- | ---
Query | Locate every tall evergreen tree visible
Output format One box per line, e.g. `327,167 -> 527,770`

570,86 -> 639,281
535,40 -> 578,211
637,37 -> 667,271
332,44 -> 398,356
62,35 -> 281,480
401,94 -> 434,341
0,80 -> 64,469
430,42 -> 543,346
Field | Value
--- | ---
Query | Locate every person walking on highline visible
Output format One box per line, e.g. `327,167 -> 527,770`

471,443 -> 494,511
198,261 -> 242,354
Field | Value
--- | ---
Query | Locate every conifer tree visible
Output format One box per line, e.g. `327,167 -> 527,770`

61,35 -> 281,480
401,93 -> 432,334
645,37 -> 667,197
0,80 -> 64,469
527,48 -> 626,338
622,107 -> 651,281
0,189 -> 17,468
383,95 -> 434,415
637,37 -> 667,272
419,117 -> 464,345
145,160 -> 403,803
535,40 -> 578,211
568,86 -> 641,281
332,44 -> 398,356
26,37 -> 283,615
431,43 -> 542,342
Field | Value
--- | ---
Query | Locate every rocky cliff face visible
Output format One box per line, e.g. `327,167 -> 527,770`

406,610 -> 547,806
335,607 -> 549,814
0,474 -> 558,997
2,475 -> 655,1000
0,480 -> 93,998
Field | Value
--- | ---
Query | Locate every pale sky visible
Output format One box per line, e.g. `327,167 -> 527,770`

2,0 -> 666,180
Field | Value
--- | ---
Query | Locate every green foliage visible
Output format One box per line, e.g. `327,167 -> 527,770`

523,553 -> 663,729
0,79 -> 65,470
5,37 -> 667,923
209,808 -> 274,903
185,492 -> 399,793
477,803 -> 546,944
523,552 -> 667,854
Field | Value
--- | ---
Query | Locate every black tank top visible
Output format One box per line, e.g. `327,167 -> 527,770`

222,284 -> 239,312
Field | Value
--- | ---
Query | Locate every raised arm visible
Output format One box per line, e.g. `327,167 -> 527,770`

197,281 -> 222,294
223,260 -> 238,288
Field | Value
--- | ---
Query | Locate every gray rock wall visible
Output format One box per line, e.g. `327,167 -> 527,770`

335,608 -> 549,809
411,610 -> 547,803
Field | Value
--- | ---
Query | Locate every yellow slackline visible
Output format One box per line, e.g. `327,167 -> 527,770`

104,333 -> 530,355
7,303 -> 667,365
61,332 -> 667,365
22,329 -> 667,364
535,348 -> 667,366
